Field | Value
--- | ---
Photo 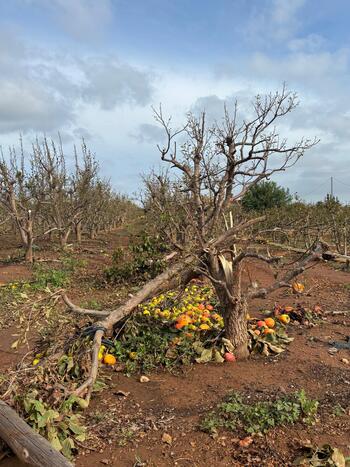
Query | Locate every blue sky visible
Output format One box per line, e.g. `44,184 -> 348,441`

1,0 -> 350,201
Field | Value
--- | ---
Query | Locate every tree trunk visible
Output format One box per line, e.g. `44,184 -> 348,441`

59,229 -> 71,248
0,400 -> 72,467
223,299 -> 249,359
213,284 -> 249,359
24,211 -> 34,263
75,222 -> 82,244
25,240 -> 33,263
208,253 -> 250,359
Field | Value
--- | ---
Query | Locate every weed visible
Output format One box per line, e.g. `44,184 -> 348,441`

31,257 -> 85,289
117,427 -> 135,446
200,390 -> 318,436
105,233 -> 167,284
32,266 -> 70,289
332,403 -> 345,417
21,390 -> 86,459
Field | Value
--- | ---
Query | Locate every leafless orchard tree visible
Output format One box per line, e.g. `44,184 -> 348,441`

0,141 -> 39,262
142,85 -> 320,357
0,137 -> 132,261
63,86 -> 321,403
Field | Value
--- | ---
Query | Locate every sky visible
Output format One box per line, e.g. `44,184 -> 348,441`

1,0 -> 350,202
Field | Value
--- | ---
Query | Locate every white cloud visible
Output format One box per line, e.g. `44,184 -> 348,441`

25,0 -> 114,40
0,29 -> 154,136
81,58 -> 154,109
288,34 -> 327,52
0,80 -> 73,134
131,124 -> 165,144
246,0 -> 305,44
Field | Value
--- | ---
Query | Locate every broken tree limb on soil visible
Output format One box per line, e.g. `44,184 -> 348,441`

264,241 -> 350,263
248,244 -> 323,299
64,255 -> 198,402
0,400 -> 72,467
62,294 -> 111,318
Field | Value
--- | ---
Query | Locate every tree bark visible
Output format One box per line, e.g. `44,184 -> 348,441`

25,239 -> 33,263
0,400 -> 72,467
212,280 -> 249,359
59,229 -> 71,248
24,211 -> 34,263
223,299 -> 249,359
75,222 -> 82,244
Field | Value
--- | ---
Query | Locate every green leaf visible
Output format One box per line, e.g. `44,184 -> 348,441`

49,434 -> 62,452
92,379 -> 107,392
195,348 -> 213,363
192,341 -> 205,355
221,338 -> 235,353
68,419 -> 85,436
75,432 -> 86,442
213,349 -> 224,363
61,437 -> 74,459
266,343 -> 285,354
37,409 -> 60,428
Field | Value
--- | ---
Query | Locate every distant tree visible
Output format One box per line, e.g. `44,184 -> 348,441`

241,180 -> 292,212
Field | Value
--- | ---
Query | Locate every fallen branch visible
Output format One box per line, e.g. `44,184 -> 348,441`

65,255 -> 197,402
0,400 -> 72,467
324,310 -> 350,315
62,294 -> 110,318
248,244 -> 323,299
264,241 -> 350,263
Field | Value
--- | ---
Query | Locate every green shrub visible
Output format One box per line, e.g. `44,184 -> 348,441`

200,390 -> 318,435
105,233 -> 167,284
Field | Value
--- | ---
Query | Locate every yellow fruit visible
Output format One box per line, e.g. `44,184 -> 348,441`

292,282 -> 305,293
264,328 -> 275,335
103,354 -> 117,365
264,318 -> 275,328
199,323 -> 210,330
279,314 -> 290,324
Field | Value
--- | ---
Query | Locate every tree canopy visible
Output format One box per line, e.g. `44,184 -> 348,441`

241,180 -> 292,212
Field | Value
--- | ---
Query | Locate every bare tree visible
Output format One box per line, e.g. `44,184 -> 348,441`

144,86 -> 319,357
31,137 -> 100,247
0,141 -> 38,262
62,87 -> 321,403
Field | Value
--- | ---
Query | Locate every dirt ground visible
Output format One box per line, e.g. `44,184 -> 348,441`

0,232 -> 349,466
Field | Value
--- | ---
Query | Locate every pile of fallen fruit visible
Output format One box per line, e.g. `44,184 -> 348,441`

94,282 -> 322,371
